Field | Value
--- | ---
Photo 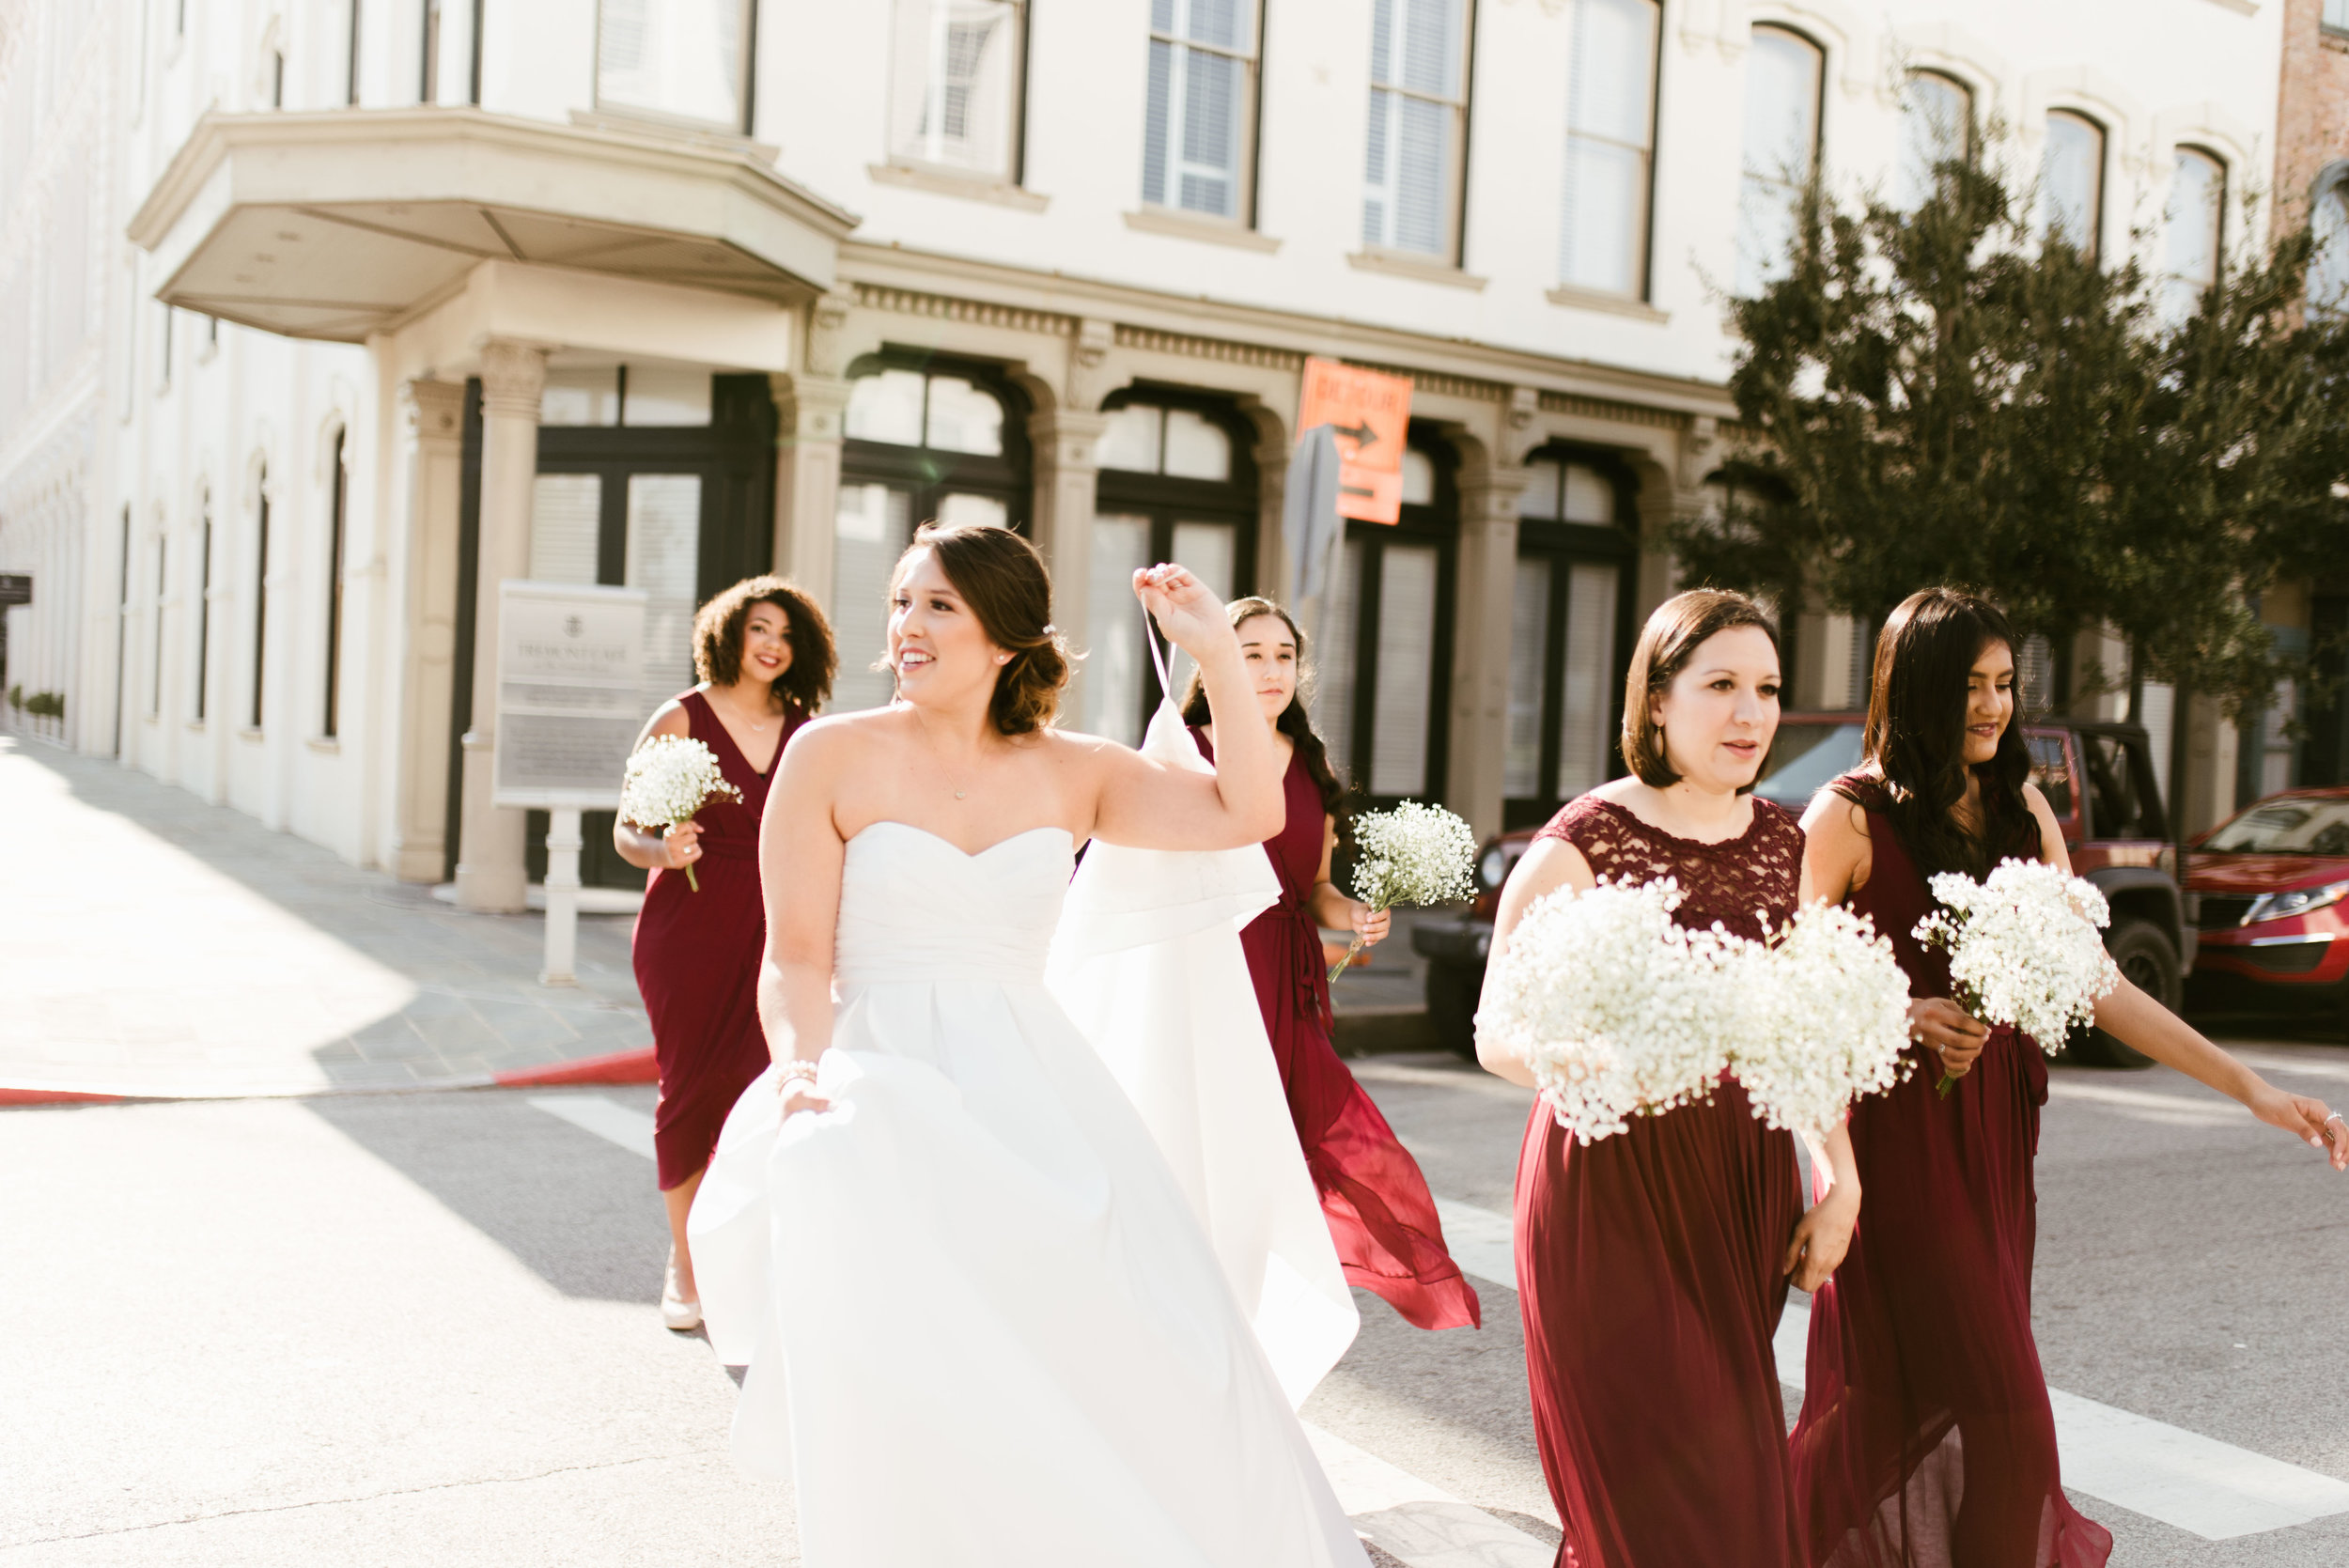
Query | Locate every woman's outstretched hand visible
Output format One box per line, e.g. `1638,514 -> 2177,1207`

2247,1084 -> 2349,1172
1133,564 -> 1230,660
1909,997 -> 1987,1080
1784,1185 -> 1859,1293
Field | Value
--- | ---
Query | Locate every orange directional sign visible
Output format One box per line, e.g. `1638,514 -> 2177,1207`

1298,357 -> 1412,523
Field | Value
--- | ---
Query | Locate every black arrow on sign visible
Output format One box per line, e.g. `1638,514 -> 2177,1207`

1330,420 -> 1378,448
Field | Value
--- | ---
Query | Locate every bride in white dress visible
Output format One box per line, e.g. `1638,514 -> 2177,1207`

689,521 -> 1369,1567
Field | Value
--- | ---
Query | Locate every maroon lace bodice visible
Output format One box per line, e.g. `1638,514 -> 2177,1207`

1533,795 -> 1804,942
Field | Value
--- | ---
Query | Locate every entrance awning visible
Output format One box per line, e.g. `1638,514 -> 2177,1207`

127,108 -> 860,343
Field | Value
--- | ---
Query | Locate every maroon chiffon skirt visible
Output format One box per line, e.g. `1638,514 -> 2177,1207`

1517,1079 -> 1804,1567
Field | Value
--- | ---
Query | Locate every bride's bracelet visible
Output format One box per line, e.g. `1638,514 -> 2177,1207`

777,1058 -> 821,1092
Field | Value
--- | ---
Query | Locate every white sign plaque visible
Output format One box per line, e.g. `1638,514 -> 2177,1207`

492,581 -> 648,811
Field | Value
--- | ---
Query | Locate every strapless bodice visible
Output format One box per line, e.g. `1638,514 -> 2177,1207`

833,821 -> 1074,986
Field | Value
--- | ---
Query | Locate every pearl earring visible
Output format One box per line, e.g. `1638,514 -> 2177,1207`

996,653 -> 1010,665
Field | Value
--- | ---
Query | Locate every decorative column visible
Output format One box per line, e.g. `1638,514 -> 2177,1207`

388,379 -> 466,882
1450,455 -> 1532,843
1028,406 -> 1107,717
453,339 -> 547,913
769,371 -> 850,606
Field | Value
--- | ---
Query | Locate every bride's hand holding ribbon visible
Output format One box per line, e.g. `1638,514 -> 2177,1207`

1132,564 -> 1233,662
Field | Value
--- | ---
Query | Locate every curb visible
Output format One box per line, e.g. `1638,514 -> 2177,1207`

1,1047 -> 661,1107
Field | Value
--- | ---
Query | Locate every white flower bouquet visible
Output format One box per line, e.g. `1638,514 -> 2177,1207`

1731,903 -> 1914,1140
1913,858 -> 2121,1096
618,735 -> 741,892
1476,878 -> 1746,1144
1332,800 -> 1480,983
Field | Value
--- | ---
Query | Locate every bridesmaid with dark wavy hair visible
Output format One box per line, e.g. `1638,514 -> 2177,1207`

1792,586 -> 2345,1568
615,575 -> 836,1331
1183,597 -> 1479,1331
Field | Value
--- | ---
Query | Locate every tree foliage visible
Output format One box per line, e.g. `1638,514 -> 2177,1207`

1677,131 -> 2349,720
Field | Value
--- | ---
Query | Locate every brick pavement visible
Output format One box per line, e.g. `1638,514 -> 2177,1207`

0,736 -> 652,1097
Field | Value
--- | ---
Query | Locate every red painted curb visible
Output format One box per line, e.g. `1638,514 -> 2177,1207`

0,1087 -> 128,1106
492,1047 -> 660,1087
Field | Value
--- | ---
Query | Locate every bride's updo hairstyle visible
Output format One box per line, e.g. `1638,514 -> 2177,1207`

897,520 -> 1071,736
1620,588 -> 1781,789
1860,587 -> 2035,879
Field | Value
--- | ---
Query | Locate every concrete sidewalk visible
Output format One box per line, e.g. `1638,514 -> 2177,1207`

0,737 -> 653,1098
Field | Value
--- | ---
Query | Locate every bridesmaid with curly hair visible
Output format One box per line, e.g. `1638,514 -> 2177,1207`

615,575 -> 835,1330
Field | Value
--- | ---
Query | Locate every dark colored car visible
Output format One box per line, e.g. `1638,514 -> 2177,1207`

2185,787 -> 2349,1020
1414,713 -> 2189,1067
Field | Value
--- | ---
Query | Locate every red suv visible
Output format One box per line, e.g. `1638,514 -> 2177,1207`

1413,713 -> 2190,1066
2185,787 -> 2349,1020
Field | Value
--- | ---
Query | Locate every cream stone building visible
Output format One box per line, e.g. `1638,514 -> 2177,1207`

0,0 -> 2293,898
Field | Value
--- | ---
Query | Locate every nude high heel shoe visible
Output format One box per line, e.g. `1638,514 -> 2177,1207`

661,1248 -> 702,1331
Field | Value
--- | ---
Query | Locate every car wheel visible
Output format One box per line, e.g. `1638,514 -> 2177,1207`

1423,957 -> 1483,1060
2066,918 -> 2172,1069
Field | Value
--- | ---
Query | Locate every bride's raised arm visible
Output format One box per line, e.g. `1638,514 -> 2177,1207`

754,719 -> 852,1108
1084,565 -> 1286,852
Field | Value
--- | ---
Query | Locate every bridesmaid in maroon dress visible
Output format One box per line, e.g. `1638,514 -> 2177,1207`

1793,588 -> 2344,1568
1478,589 -> 1865,1568
1182,597 -> 1480,1330
615,575 -> 835,1331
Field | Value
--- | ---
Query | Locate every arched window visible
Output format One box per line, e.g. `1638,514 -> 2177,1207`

1501,448 -> 1637,824
1895,70 -> 1971,210
1735,25 -> 1824,295
2161,147 -> 2226,323
2310,172 -> 2349,319
1083,392 -> 1257,745
833,356 -> 1030,711
1315,427 -> 1458,806
2040,110 -> 2106,259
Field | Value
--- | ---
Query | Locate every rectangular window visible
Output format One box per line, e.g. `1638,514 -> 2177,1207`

2040,110 -> 2105,259
195,512 -> 212,721
1362,0 -> 1470,260
322,434 -> 349,737
624,474 -> 703,702
2161,147 -> 2225,323
1894,71 -> 1970,211
1558,0 -> 1657,295
597,0 -> 753,132
1556,561 -> 1619,799
1502,557 -> 1551,797
2327,0 -> 2349,34
528,474 -> 603,583
151,536 -> 168,718
1735,25 -> 1822,296
347,0 -> 364,105
1143,0 -> 1261,222
1084,514 -> 1155,748
251,488 -> 270,727
1369,543 -> 1440,796
421,0 -> 441,101
889,0 -> 1026,179
832,482 -> 916,713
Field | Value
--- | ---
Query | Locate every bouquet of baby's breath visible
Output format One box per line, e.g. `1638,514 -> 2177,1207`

1331,800 -> 1480,983
618,735 -> 741,892
1478,878 -> 1746,1144
1730,903 -> 1913,1140
1914,858 -> 2120,1096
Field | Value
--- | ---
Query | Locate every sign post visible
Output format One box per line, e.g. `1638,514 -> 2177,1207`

1297,358 -> 1413,525
491,582 -> 647,986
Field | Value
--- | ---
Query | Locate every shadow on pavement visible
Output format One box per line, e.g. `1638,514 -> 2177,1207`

7,740 -> 653,1091
303,1087 -> 669,1304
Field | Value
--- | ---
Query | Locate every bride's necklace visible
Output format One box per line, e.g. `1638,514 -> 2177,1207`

915,716 -> 976,800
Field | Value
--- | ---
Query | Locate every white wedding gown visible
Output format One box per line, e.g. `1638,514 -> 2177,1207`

689,820 -> 1369,1567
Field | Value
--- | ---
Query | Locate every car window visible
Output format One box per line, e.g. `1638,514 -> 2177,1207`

2203,799 -> 2349,855
1754,723 -> 1866,809
2027,735 -> 2074,819
2079,732 -> 2155,839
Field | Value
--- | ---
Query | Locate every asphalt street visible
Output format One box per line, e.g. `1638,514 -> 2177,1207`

6,1036 -> 2346,1565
